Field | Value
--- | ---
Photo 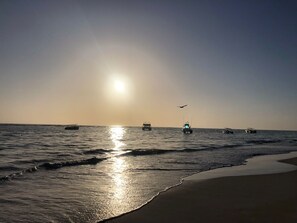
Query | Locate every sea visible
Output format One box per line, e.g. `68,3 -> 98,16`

0,124 -> 297,223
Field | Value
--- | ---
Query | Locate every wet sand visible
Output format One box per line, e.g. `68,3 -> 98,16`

106,153 -> 297,223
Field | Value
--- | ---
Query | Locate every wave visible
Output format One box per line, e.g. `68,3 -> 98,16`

180,148 -> 200,152
39,157 -> 106,170
121,148 -> 199,157
83,148 -> 112,155
64,144 -> 79,148
212,144 -> 245,150
119,140 -> 282,158
122,140 -> 282,157
0,157 -> 106,183
245,139 -> 282,145
120,145 -> 251,157
122,149 -> 175,156
14,158 -> 51,165
0,166 -> 38,182
131,168 -> 199,171
57,153 -> 73,157
208,139 -> 282,151
0,138 -> 286,183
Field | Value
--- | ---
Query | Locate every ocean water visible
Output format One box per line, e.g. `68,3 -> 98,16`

0,124 -> 297,222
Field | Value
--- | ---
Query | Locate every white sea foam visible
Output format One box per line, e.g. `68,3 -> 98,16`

186,151 -> 297,181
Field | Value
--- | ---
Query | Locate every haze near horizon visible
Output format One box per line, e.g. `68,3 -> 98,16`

0,0 -> 297,130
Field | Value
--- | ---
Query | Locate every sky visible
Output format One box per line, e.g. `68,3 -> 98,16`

0,0 -> 297,130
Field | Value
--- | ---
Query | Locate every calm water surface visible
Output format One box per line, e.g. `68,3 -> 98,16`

0,125 -> 297,222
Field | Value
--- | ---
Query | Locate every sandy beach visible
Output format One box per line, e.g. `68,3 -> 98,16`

107,153 -> 297,223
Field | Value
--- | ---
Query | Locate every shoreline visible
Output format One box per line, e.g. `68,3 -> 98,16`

186,151 -> 297,181
105,151 -> 297,223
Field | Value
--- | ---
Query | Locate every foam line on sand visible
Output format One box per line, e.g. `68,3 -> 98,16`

186,151 -> 297,181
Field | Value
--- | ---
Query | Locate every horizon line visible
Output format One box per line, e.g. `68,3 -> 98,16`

0,122 -> 296,132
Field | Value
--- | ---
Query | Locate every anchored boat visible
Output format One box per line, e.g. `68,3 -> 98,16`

182,122 -> 193,134
65,125 -> 79,130
142,122 -> 152,131
222,128 -> 234,134
245,128 -> 257,134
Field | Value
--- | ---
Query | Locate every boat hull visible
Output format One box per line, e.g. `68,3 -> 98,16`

142,127 -> 152,131
183,128 -> 193,134
245,130 -> 257,134
65,126 -> 79,130
223,130 -> 233,134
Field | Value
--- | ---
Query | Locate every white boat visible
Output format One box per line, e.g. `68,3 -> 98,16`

222,128 -> 234,134
245,128 -> 257,134
142,123 -> 152,131
182,122 -> 193,134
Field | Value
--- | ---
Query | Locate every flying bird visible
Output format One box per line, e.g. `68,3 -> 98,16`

178,104 -> 188,108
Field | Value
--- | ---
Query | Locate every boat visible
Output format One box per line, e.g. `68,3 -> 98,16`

142,122 -> 152,131
245,128 -> 256,134
65,125 -> 79,130
182,122 -> 193,134
222,128 -> 234,134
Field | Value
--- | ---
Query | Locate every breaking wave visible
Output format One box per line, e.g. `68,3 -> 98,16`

121,148 -> 198,156
83,148 -> 112,155
131,168 -> 199,171
0,137 -> 286,183
0,157 -> 106,183
0,166 -> 38,182
39,157 -> 106,170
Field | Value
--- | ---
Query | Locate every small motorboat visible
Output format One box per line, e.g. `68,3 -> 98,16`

182,122 -> 193,134
222,128 -> 234,134
245,128 -> 256,134
65,125 -> 79,130
142,122 -> 152,131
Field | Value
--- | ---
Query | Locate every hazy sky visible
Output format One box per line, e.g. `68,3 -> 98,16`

0,0 -> 297,130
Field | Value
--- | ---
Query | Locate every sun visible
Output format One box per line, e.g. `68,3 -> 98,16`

105,75 -> 131,100
114,80 -> 125,93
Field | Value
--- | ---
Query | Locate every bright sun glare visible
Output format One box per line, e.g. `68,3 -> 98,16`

106,75 -> 131,101
114,80 -> 125,93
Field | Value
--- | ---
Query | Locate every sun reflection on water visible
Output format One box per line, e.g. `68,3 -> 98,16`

111,157 -> 126,200
108,126 -> 129,209
109,126 -> 125,151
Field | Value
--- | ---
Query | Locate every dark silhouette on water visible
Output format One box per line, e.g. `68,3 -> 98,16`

65,125 -> 79,130
223,128 -> 234,134
40,157 -> 105,170
245,128 -> 257,134
142,123 -> 152,131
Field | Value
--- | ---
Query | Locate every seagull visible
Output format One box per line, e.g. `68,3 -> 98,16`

178,104 -> 188,108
